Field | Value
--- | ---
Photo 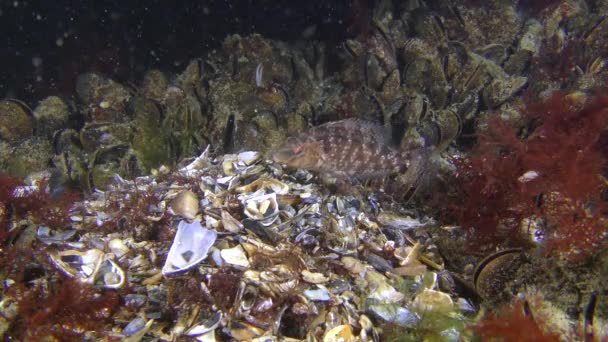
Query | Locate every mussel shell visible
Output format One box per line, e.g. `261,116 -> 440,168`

0,99 -> 35,142
162,220 -> 217,276
36,226 -> 77,245
169,190 -> 200,222
473,248 -> 524,304
417,109 -> 461,151
186,312 -> 222,337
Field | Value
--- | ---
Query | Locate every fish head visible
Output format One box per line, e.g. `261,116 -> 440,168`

272,136 -> 322,170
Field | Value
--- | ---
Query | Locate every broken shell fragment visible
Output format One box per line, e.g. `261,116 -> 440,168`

220,245 -> 251,268
227,321 -> 265,341
304,286 -> 331,301
323,324 -> 354,342
341,256 -> 367,274
238,150 -> 262,165
235,177 -> 290,195
518,170 -> 539,183
186,311 -> 222,337
108,238 -> 130,259
377,212 -> 431,230
169,190 -> 200,222
162,220 -> 217,276
367,304 -> 419,328
122,317 -> 154,342
224,151 -> 264,176
221,210 -> 244,233
412,289 -> 454,314
366,271 -> 405,303
301,270 -> 330,284
36,226 -> 77,245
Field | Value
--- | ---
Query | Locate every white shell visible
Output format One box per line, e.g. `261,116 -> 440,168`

220,245 -> 251,268
162,220 -> 217,276
412,289 -> 454,313
303,286 -> 331,301
518,170 -> 539,183
241,191 -> 279,226
109,238 -> 130,259
169,190 -> 200,221
301,270 -> 330,284
323,325 -> 354,342
237,151 -> 261,165
221,210 -> 244,233
186,312 -> 222,337
49,249 -> 104,279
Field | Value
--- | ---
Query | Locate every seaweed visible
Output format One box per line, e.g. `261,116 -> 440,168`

469,298 -> 561,341
7,278 -> 120,340
0,172 -> 82,231
95,184 -> 171,241
452,91 -> 608,259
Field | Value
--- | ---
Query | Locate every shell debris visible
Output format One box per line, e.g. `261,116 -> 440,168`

7,146 -> 467,340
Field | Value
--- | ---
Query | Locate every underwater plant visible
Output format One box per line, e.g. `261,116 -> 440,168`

469,298 -> 561,341
7,278 -> 120,340
452,91 -> 608,260
0,173 -> 82,232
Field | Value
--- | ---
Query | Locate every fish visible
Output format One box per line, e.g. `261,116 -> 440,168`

272,118 -> 427,180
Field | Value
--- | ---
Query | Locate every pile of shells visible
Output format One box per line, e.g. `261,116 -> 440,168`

0,148 -> 480,340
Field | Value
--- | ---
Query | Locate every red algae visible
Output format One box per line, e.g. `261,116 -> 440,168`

0,172 -> 82,231
452,91 -> 608,259
5,278 -> 120,340
469,299 -> 561,342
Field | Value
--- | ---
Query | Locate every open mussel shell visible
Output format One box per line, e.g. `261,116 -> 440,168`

162,220 -> 217,276
48,249 -> 126,288
223,151 -> 264,176
94,257 -> 126,288
49,249 -> 104,279
473,248 -> 524,304
241,191 -> 280,226
416,109 -> 461,151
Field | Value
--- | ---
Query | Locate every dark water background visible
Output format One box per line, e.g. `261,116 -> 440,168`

1,0 -> 358,101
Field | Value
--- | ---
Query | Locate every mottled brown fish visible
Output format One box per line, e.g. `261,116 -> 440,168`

272,119 -> 426,179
